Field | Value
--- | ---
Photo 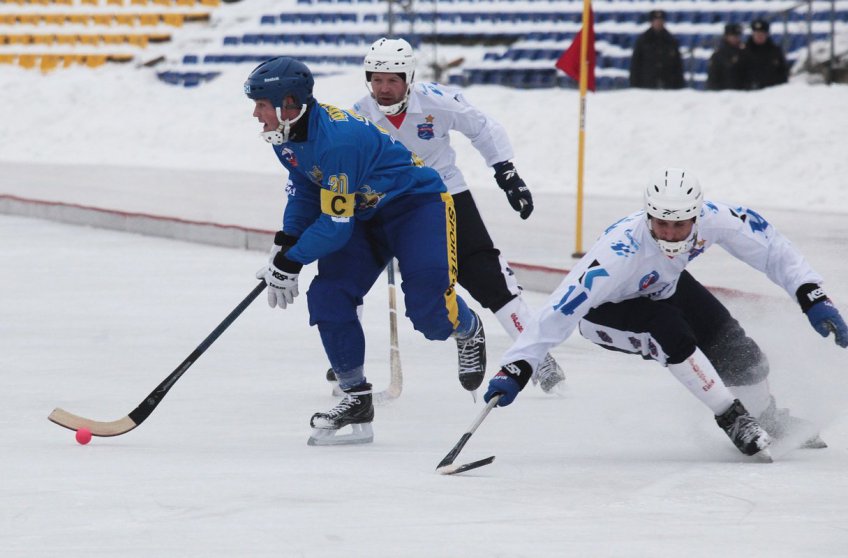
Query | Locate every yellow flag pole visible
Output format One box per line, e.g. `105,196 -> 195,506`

572,0 -> 591,259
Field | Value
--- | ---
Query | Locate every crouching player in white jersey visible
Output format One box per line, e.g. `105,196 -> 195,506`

346,37 -> 565,394
484,168 -> 848,459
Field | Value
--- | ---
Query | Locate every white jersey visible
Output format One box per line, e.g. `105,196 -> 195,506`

352,82 -> 514,195
503,200 -> 823,368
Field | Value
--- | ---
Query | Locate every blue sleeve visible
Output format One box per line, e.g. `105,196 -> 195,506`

283,134 -> 365,265
282,176 -> 320,236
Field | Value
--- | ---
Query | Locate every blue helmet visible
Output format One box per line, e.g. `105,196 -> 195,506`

244,57 -> 315,109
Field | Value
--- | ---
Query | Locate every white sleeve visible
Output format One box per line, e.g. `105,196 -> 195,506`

440,90 -> 514,167
710,203 -> 823,298
500,244 -> 628,369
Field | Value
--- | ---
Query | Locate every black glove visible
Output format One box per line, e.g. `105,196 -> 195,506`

494,161 -> 533,219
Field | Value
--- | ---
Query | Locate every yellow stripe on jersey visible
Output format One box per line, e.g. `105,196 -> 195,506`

320,188 -> 355,218
441,192 -> 460,329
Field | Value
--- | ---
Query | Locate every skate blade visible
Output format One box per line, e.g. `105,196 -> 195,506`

307,423 -> 374,446
541,378 -> 567,397
755,448 -> 774,463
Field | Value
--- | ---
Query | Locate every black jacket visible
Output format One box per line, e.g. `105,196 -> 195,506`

629,28 -> 685,89
740,38 -> 788,89
707,41 -> 745,90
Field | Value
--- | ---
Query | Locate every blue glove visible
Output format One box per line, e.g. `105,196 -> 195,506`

806,300 -> 848,348
483,360 -> 533,406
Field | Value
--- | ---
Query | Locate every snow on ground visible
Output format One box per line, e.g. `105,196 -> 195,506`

1,43 -> 848,557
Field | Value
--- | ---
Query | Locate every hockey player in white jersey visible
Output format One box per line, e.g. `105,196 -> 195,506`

347,37 -> 565,394
484,168 -> 848,459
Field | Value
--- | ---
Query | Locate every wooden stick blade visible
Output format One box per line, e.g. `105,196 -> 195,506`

48,408 -> 138,437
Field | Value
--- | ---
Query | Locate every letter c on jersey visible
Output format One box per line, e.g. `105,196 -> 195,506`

320,188 -> 354,217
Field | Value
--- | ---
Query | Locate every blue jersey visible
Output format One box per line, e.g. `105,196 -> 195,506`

272,103 -> 446,266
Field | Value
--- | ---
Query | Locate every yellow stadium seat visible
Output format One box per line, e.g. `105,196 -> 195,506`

0,54 -> 16,65
81,0 -> 98,4
62,55 -> 79,68
92,14 -> 112,25
78,34 -> 100,45
18,55 -> 37,70
18,14 -> 39,25
9,34 -> 32,45
162,13 -> 184,26
200,0 -> 220,6
40,55 -> 60,73
44,14 -> 65,25
32,34 -> 54,45
152,0 -> 170,6
115,14 -> 134,25
175,0 -> 194,6
68,14 -> 89,25
85,55 -> 107,68
130,0 -> 147,6
102,34 -> 124,44
126,34 -> 149,47
107,0 -> 124,5
0,15 -> 15,25
139,14 -> 158,25
55,34 -> 77,45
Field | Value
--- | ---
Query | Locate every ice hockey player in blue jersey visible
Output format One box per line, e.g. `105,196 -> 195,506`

484,167 -> 848,460
245,57 -> 487,446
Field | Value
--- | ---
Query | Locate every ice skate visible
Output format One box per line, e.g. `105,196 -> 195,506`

308,382 -> 374,446
325,367 -> 344,397
531,353 -> 566,394
455,310 -> 486,392
715,399 -> 772,460
758,397 -> 826,449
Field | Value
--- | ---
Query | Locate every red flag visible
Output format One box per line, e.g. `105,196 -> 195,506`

555,7 -> 596,91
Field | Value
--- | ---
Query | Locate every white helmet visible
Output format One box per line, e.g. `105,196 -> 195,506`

644,167 -> 704,256
364,37 -> 416,115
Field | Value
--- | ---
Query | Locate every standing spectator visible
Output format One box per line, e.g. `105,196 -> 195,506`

629,9 -> 685,89
707,23 -> 746,90
741,19 -> 789,89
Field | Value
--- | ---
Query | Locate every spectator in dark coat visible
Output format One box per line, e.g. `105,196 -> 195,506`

629,10 -> 685,89
740,19 -> 789,89
707,23 -> 746,90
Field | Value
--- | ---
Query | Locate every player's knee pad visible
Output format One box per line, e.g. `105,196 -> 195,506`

457,250 -> 519,311
306,276 -> 361,326
401,268 -> 456,341
701,320 -> 769,386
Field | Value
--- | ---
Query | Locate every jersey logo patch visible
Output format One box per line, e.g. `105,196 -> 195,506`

638,271 -> 659,291
320,188 -> 355,218
281,147 -> 298,167
417,120 -> 435,140
355,185 -> 385,211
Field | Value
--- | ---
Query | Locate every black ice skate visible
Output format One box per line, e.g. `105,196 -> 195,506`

531,353 -> 566,394
758,396 -> 827,449
308,382 -> 374,446
455,310 -> 486,392
715,399 -> 772,460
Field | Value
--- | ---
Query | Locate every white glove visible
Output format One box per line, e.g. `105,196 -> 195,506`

256,263 -> 299,309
